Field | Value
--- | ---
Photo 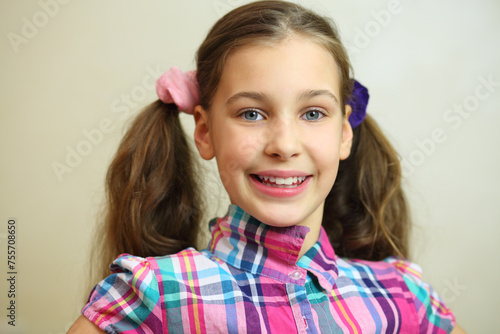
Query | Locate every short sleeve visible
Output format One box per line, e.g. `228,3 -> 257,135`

82,254 -> 164,334
385,257 -> 456,334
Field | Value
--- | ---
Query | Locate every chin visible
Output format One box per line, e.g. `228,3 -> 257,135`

248,204 -> 310,228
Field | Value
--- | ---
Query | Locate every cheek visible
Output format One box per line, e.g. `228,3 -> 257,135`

305,125 -> 343,167
212,125 -> 264,174
308,145 -> 341,177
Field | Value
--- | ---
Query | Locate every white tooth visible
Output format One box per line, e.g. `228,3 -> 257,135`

292,177 -> 297,184
275,177 -> 285,185
284,177 -> 293,185
299,177 -> 306,182
262,175 -> 269,181
270,176 -> 276,183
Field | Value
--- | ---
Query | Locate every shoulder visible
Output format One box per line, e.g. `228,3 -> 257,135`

336,255 -> 414,284
106,248 -> 220,281
384,257 -> 457,333
383,257 -> 457,333
337,256 -> 456,333
82,253 -> 165,333
146,247 -> 232,290
82,249 -> 216,333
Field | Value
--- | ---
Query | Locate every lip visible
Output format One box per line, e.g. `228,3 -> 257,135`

249,171 -> 312,198
252,169 -> 311,178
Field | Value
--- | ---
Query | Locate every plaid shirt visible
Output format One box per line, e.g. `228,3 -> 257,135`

83,205 -> 455,333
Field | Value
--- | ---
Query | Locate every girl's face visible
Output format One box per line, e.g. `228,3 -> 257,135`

194,35 -> 353,229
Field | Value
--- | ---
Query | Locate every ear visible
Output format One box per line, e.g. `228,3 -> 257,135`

193,105 -> 215,160
339,104 -> 353,160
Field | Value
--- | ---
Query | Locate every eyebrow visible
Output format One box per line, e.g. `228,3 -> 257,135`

299,90 -> 339,104
225,89 -> 339,105
226,91 -> 267,105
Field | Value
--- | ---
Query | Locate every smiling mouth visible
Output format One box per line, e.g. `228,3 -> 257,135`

251,174 -> 308,188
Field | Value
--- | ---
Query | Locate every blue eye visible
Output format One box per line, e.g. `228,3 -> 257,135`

241,109 -> 264,121
302,109 -> 324,121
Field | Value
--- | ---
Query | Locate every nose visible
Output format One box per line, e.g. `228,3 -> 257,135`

263,117 -> 302,160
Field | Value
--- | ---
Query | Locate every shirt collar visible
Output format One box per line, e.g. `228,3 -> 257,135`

208,204 -> 338,291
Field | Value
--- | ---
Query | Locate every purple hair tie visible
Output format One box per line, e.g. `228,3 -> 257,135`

347,79 -> 369,128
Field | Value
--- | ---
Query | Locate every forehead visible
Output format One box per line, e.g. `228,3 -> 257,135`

215,35 -> 341,101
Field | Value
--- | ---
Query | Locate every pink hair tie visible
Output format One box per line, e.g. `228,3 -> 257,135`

155,66 -> 200,114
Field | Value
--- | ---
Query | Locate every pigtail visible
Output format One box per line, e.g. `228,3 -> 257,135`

323,115 -> 411,261
92,101 -> 203,281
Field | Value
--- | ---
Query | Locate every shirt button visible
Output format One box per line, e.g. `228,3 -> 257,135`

288,270 -> 303,280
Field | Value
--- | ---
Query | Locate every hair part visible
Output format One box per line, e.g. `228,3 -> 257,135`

196,1 -> 353,112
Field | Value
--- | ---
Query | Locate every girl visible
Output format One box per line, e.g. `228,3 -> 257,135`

69,1 -> 464,333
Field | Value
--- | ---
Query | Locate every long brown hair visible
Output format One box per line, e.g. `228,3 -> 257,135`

92,0 -> 410,284
324,115 -> 410,260
91,102 -> 204,283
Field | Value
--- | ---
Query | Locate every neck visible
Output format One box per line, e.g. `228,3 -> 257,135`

296,202 -> 324,259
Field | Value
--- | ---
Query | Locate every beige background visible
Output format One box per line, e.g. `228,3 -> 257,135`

1,0 -> 499,332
